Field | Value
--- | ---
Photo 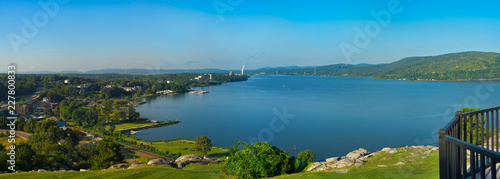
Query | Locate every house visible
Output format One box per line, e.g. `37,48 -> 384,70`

194,75 -> 207,81
64,79 -> 69,84
57,121 -> 67,128
15,104 -> 29,116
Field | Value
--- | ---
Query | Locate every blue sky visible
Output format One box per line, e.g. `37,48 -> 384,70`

1,0 -> 500,72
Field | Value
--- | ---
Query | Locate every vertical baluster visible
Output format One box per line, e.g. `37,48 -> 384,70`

495,109 -> 499,152
487,111 -> 490,151
462,148 -> 467,179
480,153 -> 486,179
487,111 -> 490,166
471,151 -> 476,179
476,114 -> 480,170
492,159 -> 497,179
470,114 -> 474,144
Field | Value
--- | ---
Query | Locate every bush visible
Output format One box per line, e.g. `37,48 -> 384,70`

223,141 -> 295,178
297,149 -> 315,164
193,136 -> 212,156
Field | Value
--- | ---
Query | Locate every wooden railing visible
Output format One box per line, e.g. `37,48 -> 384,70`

439,107 -> 500,179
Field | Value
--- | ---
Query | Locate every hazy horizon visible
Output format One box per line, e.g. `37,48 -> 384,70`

2,0 -> 500,72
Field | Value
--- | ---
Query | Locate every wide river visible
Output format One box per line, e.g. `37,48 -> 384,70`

135,76 -> 500,161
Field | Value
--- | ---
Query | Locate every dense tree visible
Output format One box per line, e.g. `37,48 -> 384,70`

127,106 -> 140,122
223,141 -> 296,178
193,136 -> 212,156
44,107 -> 54,118
90,138 -> 124,170
297,150 -> 315,164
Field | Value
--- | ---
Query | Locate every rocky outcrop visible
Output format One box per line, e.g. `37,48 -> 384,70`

109,163 -> 129,169
306,145 -> 439,173
346,148 -> 368,159
174,154 -> 225,168
147,158 -> 173,167
129,162 -> 147,169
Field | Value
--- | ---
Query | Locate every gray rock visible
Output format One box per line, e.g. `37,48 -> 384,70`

109,163 -> 129,169
346,148 -> 368,159
129,162 -> 147,169
148,158 -> 173,167
38,169 -> 48,172
306,162 -> 321,172
336,163 -> 346,168
422,156 -> 428,159
378,165 -> 388,167
325,157 -> 341,163
175,154 -> 202,168
315,164 -> 327,172
80,169 -> 89,172
354,162 -> 363,167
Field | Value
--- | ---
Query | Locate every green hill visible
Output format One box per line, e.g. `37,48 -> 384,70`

254,51 -> 500,81
1,146 -> 438,179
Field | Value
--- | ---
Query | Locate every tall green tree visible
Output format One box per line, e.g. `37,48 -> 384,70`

91,138 -> 124,170
193,136 -> 212,156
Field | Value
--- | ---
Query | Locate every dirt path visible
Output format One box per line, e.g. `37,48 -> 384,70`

0,130 -> 31,140
121,144 -> 175,162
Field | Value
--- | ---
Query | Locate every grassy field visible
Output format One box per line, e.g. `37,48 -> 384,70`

0,164 -> 229,179
114,121 -> 153,131
0,136 -> 26,149
275,147 -> 439,179
0,147 -> 439,179
122,148 -> 151,164
150,140 -> 231,160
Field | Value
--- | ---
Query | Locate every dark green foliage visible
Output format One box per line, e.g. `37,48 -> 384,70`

44,107 -> 54,118
297,149 -> 315,164
193,136 -> 212,156
90,138 -> 124,170
101,87 -> 128,99
460,107 -> 487,144
223,141 -> 296,179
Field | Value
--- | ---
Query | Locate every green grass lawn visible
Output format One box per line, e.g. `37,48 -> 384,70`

0,147 -> 439,179
150,140 -> 231,160
274,147 -> 439,179
114,121 -> 153,131
0,164 -> 230,179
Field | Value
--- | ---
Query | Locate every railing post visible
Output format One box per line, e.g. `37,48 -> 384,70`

439,129 -> 449,179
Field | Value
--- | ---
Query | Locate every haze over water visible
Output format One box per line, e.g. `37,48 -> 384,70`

135,76 -> 500,161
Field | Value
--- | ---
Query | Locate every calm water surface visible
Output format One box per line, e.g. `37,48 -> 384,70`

135,76 -> 500,161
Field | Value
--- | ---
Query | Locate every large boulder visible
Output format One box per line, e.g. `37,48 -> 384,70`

109,163 -> 129,169
201,156 -> 225,164
148,158 -> 173,167
325,157 -> 341,163
129,162 -> 147,169
306,162 -> 321,172
175,154 -> 202,168
346,148 -> 368,159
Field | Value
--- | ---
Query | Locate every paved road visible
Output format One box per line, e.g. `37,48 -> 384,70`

0,129 -> 30,140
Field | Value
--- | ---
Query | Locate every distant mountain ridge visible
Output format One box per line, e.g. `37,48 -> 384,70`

252,51 -> 500,81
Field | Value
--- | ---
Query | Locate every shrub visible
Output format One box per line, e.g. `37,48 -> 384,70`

223,141 -> 295,178
297,149 -> 315,164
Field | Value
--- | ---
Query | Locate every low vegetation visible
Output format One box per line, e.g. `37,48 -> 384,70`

223,141 -> 296,178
